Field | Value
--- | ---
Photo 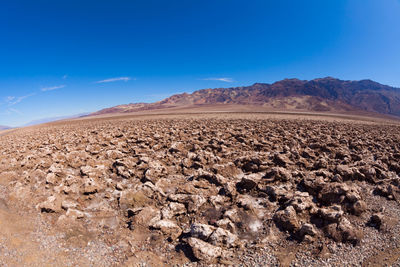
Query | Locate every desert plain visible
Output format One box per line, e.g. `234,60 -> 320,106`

0,110 -> 400,266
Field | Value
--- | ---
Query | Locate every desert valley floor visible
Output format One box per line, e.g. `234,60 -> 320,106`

0,111 -> 400,266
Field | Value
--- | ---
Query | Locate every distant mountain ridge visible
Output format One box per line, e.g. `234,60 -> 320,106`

23,113 -> 90,127
0,125 -> 11,130
91,77 -> 400,117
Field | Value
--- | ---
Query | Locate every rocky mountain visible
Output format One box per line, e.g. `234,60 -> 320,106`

91,77 -> 400,117
0,125 -> 11,130
22,112 -> 90,127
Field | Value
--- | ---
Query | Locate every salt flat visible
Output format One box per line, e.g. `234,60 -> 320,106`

0,111 -> 399,266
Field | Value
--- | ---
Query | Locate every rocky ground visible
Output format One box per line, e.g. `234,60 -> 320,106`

0,113 -> 400,266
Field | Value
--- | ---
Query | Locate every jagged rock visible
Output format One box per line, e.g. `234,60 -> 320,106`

2,112 -> 400,264
142,181 -> 167,197
216,218 -> 236,233
61,199 -> 79,210
64,175 -> 78,186
335,165 -> 354,180
223,208 -> 263,235
367,213 -> 385,230
81,178 -> 101,195
359,166 -> 377,182
264,167 -> 292,182
45,173 -> 58,185
318,182 -> 349,204
62,183 -> 80,195
314,170 -> 332,178
224,209 -> 240,223
222,182 -> 237,197
345,190 -> 362,203
299,223 -> 318,237
85,144 -> 102,155
209,195 -> 229,209
168,194 -> 206,212
119,190 -> 151,210
212,163 -> 243,179
80,165 -> 95,177
324,223 -> 340,241
374,184 -> 399,200
302,176 -> 326,195
144,160 -> 166,184
96,215 -> 120,230
236,173 -> 263,193
318,205 -> 344,223
36,195 -> 62,213
348,200 -> 367,215
209,227 -> 240,248
273,206 -> 300,232
338,217 -> 362,245
115,182 -> 124,191
66,208 -> 85,219
113,159 -> 134,179
262,183 -> 293,202
313,158 -> 328,169
195,170 -> 223,186
273,153 -> 291,167
236,195 -> 269,219
235,157 -> 262,173
48,163 -> 64,175
105,149 -> 124,160
169,141 -> 185,153
289,191 -> 316,213
190,223 -> 215,240
187,237 -> 222,262
151,219 -> 182,240
132,206 -> 161,227
323,217 -> 361,245
161,202 -> 186,219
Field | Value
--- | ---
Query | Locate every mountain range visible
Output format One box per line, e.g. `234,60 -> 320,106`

91,77 -> 400,117
0,126 -> 11,131
22,113 -> 90,127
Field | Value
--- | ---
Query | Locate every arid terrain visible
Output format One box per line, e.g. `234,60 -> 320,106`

91,78 -> 400,118
1,111 -> 400,266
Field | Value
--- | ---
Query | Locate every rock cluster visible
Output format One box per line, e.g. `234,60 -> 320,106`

0,115 -> 399,264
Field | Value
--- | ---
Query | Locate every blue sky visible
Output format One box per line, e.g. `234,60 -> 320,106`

1,0 -> 400,127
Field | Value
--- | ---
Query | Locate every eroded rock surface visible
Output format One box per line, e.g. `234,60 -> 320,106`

0,113 -> 400,265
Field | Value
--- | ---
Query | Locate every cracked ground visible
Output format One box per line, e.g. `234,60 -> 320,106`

0,112 -> 399,266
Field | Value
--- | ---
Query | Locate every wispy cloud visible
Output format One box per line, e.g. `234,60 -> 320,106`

41,85 -> 65,92
6,96 -> 15,102
7,108 -> 22,115
62,74 -> 68,79
6,93 -> 36,106
95,77 -> 133,83
201,77 -> 235,82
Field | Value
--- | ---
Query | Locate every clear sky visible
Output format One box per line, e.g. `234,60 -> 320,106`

1,0 -> 400,127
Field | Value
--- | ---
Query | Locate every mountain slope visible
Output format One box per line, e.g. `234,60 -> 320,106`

90,77 -> 400,117
0,126 -> 11,130
22,113 -> 90,127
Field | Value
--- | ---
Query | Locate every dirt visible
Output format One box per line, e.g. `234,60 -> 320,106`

362,247 -> 400,267
0,111 -> 400,266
